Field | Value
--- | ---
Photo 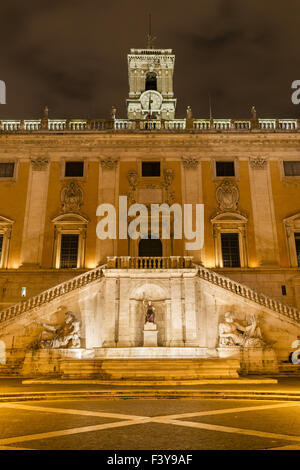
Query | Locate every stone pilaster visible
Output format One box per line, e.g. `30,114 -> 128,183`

181,156 -> 203,263
102,275 -> 118,347
96,157 -> 119,265
183,274 -> 198,346
169,274 -> 184,346
78,292 -> 99,349
117,276 -> 133,347
20,158 -> 50,267
248,158 -> 280,266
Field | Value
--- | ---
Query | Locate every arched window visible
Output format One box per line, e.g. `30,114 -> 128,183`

139,238 -> 162,257
145,72 -> 157,91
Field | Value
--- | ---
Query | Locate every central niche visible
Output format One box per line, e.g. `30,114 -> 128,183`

139,238 -> 162,257
129,282 -> 168,347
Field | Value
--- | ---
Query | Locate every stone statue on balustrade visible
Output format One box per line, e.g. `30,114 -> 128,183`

38,312 -> 81,349
218,311 -> 265,348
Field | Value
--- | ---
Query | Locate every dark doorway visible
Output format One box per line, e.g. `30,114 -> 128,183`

139,238 -> 162,257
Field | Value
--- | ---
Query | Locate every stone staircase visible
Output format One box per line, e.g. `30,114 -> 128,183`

278,362 -> 300,377
0,359 -> 24,377
0,259 -> 299,329
59,358 -> 240,380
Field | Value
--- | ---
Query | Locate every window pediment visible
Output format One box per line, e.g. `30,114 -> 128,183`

52,213 -> 89,226
284,212 -> 300,230
0,215 -> 14,227
210,211 -> 248,225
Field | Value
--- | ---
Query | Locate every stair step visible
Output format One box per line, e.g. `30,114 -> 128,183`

60,358 -> 240,380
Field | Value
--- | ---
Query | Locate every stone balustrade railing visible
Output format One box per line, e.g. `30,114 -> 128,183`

0,266 -> 104,325
106,256 -> 194,269
0,259 -> 299,327
197,265 -> 300,323
0,118 -> 298,133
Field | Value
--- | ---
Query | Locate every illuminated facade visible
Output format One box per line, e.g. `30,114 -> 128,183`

0,45 -> 300,375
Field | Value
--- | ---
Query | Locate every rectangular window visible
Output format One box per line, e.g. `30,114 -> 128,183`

142,161 -> 160,177
283,161 -> 300,176
295,233 -> 300,267
221,233 -> 241,267
0,235 -> 3,263
216,161 -> 235,177
60,234 -> 79,268
65,161 -> 84,177
0,163 -> 14,178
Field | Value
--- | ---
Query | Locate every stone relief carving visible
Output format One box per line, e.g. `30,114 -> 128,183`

100,156 -> 119,170
249,156 -> 268,170
216,179 -> 239,211
218,312 -> 266,348
61,181 -> 83,212
163,168 -> 174,187
163,169 -> 175,204
181,156 -> 199,169
38,312 -> 81,349
127,170 -> 138,188
127,170 -> 138,204
31,157 -> 49,171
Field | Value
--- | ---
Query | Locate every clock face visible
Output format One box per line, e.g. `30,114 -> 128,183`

140,91 -> 163,111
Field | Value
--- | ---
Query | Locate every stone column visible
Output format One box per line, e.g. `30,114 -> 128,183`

248,158 -> 280,266
183,274 -> 198,346
20,157 -> 50,267
169,274 -> 184,346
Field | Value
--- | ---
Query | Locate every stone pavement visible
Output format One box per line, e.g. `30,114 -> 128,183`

0,378 -> 299,450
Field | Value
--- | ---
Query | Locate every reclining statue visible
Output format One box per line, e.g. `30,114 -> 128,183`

38,311 -> 81,349
218,311 -> 265,348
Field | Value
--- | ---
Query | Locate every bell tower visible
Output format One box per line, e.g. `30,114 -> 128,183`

126,47 -> 177,120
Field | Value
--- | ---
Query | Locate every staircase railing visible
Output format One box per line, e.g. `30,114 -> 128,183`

0,266 -> 104,325
197,265 -> 300,323
106,256 -> 194,269
0,261 -> 299,327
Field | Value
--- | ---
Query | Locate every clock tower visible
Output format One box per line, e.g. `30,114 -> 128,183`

126,47 -> 177,120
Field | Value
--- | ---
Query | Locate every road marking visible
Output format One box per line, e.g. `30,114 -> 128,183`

1,402 -> 148,421
0,418 -> 151,446
158,418 -> 300,443
155,402 -> 300,420
0,401 -> 299,448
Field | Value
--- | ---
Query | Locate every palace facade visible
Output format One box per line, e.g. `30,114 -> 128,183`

0,46 -> 299,376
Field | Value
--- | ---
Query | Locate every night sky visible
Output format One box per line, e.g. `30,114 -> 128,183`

0,0 -> 299,120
